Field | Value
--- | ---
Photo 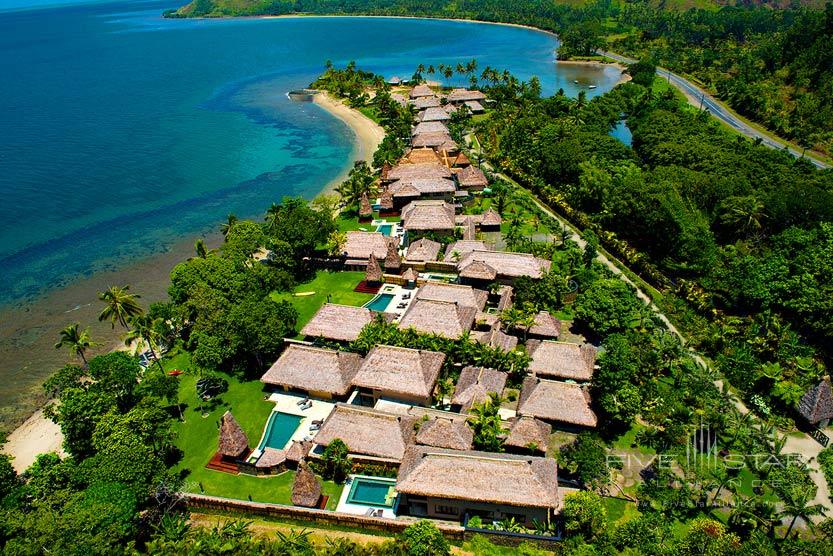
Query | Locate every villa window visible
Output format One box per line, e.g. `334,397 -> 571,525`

435,505 -> 459,516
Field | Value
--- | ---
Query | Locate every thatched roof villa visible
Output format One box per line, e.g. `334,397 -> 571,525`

457,250 -> 551,284
388,178 -> 456,205
412,131 -> 456,149
352,345 -> 445,406
401,200 -> 456,234
398,298 -> 477,339
517,377 -> 598,428
420,106 -> 451,122
401,147 -> 444,164
412,121 -> 449,136
456,165 -> 489,190
503,416 -> 552,455
412,96 -> 441,109
473,327 -> 519,353
343,231 -> 390,265
454,208 -> 501,229
312,404 -> 417,464
415,282 -> 488,311
415,417 -> 474,451
405,237 -> 442,262
410,83 -> 434,98
260,344 -> 362,399
395,446 -> 560,523
446,88 -> 487,103
301,303 -> 377,342
443,240 -> 489,262
526,340 -> 596,382
798,377 -> 833,426
451,366 -> 508,413
526,312 -> 563,340
386,161 -> 452,183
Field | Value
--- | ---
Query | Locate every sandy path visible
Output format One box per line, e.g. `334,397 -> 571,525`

2,407 -> 64,473
313,92 -> 385,193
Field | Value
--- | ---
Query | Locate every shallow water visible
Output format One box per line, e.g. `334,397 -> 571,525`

0,1 -> 622,429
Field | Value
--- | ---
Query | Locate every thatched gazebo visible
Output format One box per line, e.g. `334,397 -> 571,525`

218,411 -> 249,460
291,463 -> 323,508
365,253 -> 383,284
384,239 -> 401,272
798,377 -> 833,428
359,192 -> 373,221
379,188 -> 394,214
402,267 -> 418,289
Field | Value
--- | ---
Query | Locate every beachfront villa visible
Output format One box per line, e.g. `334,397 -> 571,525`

401,200 -> 457,236
526,340 -> 596,382
260,344 -> 361,400
517,377 -> 598,429
300,303 -> 378,343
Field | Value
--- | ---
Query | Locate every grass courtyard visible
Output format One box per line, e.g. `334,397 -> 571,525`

164,351 -> 343,508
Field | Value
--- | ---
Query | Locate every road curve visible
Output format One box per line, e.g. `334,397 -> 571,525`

599,50 -> 830,170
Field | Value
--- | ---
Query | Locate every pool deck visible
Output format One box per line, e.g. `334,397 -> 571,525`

366,283 -> 414,317
249,393 -> 335,461
335,475 -> 398,519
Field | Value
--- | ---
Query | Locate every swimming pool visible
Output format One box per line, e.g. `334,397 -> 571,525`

347,477 -> 397,508
258,412 -> 303,451
376,223 -> 394,236
364,293 -> 394,312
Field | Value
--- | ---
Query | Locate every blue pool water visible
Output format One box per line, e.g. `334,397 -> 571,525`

365,293 -> 394,312
347,477 -> 397,507
259,412 -> 303,450
376,224 -> 394,236
0,1 -> 622,307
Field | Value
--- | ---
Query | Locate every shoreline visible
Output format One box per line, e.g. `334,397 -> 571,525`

0,91 -> 384,470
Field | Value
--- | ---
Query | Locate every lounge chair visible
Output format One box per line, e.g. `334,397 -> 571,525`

301,401 -> 313,410
365,508 -> 375,516
296,397 -> 310,406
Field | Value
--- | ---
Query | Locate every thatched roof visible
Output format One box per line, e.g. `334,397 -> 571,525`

420,107 -> 451,122
416,282 -> 487,310
412,96 -> 441,109
218,411 -> 249,458
517,377 -> 597,427
389,178 -> 456,198
379,188 -> 394,210
359,192 -> 373,218
504,417 -> 551,454
344,231 -> 389,260
397,446 -> 559,510
464,100 -> 485,113
286,440 -> 313,464
261,344 -> 362,396
528,312 -> 563,339
405,237 -> 442,262
473,327 -> 519,353
457,165 -> 489,188
403,147 -> 443,164
447,88 -> 487,103
462,217 -> 476,240
454,152 -> 471,167
314,404 -> 416,461
384,240 -> 401,270
443,240 -> 489,262
455,208 -> 501,226
457,250 -> 550,279
402,267 -> 419,282
365,253 -> 383,283
526,340 -> 595,382
401,200 -> 456,231
412,131 -> 455,149
798,378 -> 833,424
353,345 -> 445,401
301,303 -> 376,342
398,299 -> 477,339
496,285 -> 514,311
256,447 -> 287,468
387,162 -> 452,182
475,311 -> 500,328
413,121 -> 449,136
444,104 -> 458,115
410,84 -> 434,98
292,463 -> 322,507
452,366 -> 507,412
415,417 -> 474,450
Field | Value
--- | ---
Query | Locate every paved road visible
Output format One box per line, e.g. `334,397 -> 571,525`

599,51 -> 830,170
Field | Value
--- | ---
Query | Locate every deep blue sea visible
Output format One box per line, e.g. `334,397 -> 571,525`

0,0 -> 621,306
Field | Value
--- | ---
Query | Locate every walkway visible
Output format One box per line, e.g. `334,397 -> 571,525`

598,50 -> 830,170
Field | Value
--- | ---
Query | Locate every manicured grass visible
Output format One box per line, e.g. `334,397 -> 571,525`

336,213 -> 400,233
270,270 -> 373,332
165,354 -> 343,508
612,423 -> 656,456
603,497 -> 640,524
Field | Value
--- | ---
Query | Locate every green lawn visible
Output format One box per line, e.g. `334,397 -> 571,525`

270,270 -> 373,333
165,352 -> 343,508
602,496 -> 641,525
336,213 -> 400,233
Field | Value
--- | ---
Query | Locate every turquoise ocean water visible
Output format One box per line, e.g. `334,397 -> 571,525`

0,1 -> 620,307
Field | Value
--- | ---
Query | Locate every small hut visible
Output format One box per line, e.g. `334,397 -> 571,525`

380,161 -> 392,182
365,253 -> 383,284
359,192 -> 373,221
402,267 -> 418,289
384,239 -> 401,272
379,188 -> 394,215
218,411 -> 249,460
291,463 -> 323,508
798,378 -> 833,428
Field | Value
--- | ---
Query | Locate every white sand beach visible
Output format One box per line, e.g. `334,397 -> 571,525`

2,408 -> 64,473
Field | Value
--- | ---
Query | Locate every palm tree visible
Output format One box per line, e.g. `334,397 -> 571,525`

98,285 -> 143,329
194,239 -> 208,259
54,323 -> 96,366
220,213 -> 237,238
780,491 -> 825,538
124,314 -> 164,371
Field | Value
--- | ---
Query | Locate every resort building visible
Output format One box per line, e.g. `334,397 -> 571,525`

455,165 -> 489,191
457,250 -> 551,285
446,88 -> 487,104
398,298 -> 477,339
385,161 -> 453,184
388,178 -> 456,208
412,131 -> 457,151
464,100 -> 485,114
412,121 -> 450,136
443,240 -> 490,262
410,83 -> 434,99
526,311 -> 562,340
454,208 -> 502,230
208,411 -> 250,473
401,200 -> 457,236
343,231 -> 392,267
517,377 -> 598,429
503,416 -> 552,455
352,345 -> 445,406
451,366 -> 507,413
260,345 -> 362,400
526,340 -> 596,382
311,404 -> 417,465
473,327 -> 519,353
415,282 -> 487,311
419,106 -> 451,122
400,147 -> 444,165
395,447 -> 560,524
300,303 -> 378,343
414,416 -> 474,451
404,237 -> 442,263
412,96 -> 441,109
